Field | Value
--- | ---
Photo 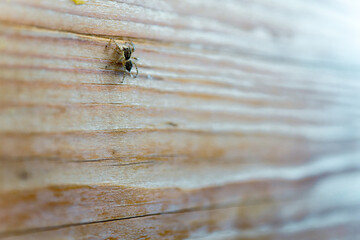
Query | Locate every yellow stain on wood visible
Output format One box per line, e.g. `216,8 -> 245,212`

72,0 -> 86,5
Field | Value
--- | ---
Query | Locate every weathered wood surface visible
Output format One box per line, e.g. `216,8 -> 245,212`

1,0 -> 360,239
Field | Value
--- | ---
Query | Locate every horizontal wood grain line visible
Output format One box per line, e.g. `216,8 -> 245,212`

20,0 -> 339,38
2,51 -> 358,103
1,148 -> 357,185
0,203 -> 252,238
0,76 -> 328,110
4,213 -> 360,240
1,127 -> 358,146
0,102 -> 332,132
0,131 -> 312,163
1,28 -> 359,105
1,1 -> 359,66
2,23 -> 359,84
0,205 -> 243,238
2,26 -> 359,86
0,203 -> 295,238
0,78 -> 329,110
10,1 -> 243,37
0,66 -> 314,106
0,101 -> 323,119
2,209 -> 360,240
0,143 -> 352,164
1,50 -> 255,82
0,41 -> 319,88
2,65 -> 356,110
0,105 -> 355,140
4,204 -> 359,239
1,70 -> 358,112
13,0 -> 354,69
2,24 -> 359,105
1,170 -> 358,235
0,3 -> 262,56
0,122 -> 353,141
0,128 -> 359,158
1,144 -> 359,191
1,30 -> 357,101
1,0 -> 352,48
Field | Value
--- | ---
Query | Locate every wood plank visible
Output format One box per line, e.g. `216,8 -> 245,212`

1,0 -> 360,239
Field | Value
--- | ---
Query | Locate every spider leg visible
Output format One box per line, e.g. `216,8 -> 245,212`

132,61 -> 139,78
121,71 -> 127,83
116,56 -> 125,64
109,38 -> 124,55
131,57 -> 139,61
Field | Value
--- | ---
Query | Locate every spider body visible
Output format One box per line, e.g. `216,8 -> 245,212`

107,38 -> 138,83
125,60 -> 133,72
123,47 -> 132,60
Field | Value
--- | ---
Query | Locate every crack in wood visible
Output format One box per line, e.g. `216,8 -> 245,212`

0,201 -> 243,238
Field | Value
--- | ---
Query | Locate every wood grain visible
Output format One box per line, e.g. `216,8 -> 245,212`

1,0 -> 360,239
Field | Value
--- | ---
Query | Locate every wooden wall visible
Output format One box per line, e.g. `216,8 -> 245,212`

1,0 -> 360,239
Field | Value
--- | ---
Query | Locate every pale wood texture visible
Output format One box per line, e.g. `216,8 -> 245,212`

1,0 -> 360,239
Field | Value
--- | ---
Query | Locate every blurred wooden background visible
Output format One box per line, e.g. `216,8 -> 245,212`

1,0 -> 360,239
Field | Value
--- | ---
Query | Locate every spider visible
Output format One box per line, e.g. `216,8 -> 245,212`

106,38 -> 139,83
